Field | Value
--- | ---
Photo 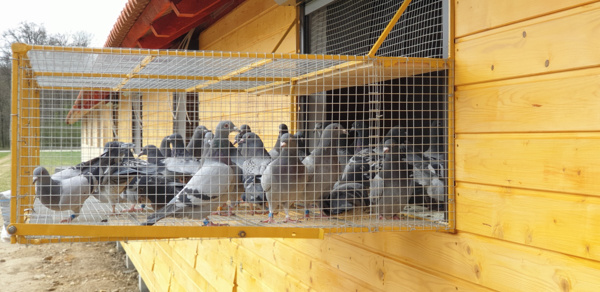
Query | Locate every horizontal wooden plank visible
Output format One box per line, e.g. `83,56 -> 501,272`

271,237 -> 492,292
199,0 -> 279,50
151,244 -> 174,292
155,241 -> 209,292
193,240 -> 237,291
455,0 -> 596,37
455,67 -> 600,133
234,241 -> 312,291
121,242 -> 163,292
200,4 -> 295,53
456,182 -> 600,261
455,133 -> 600,196
455,2 -> 600,85
236,269 -> 273,292
337,230 -> 600,291
234,238 -> 379,291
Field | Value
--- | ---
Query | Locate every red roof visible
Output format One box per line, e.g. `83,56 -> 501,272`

105,0 -> 246,49
68,0 -> 246,124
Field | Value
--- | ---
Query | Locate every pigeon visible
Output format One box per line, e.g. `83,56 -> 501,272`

186,125 -> 211,159
233,124 -> 251,146
404,146 -> 446,211
142,120 -> 242,226
337,127 -> 355,166
238,132 -> 272,210
32,166 -> 100,223
302,123 -> 347,218
168,133 -> 192,157
269,123 -> 288,158
423,120 -> 445,161
159,135 -> 173,158
96,142 -> 159,214
322,182 -> 368,216
261,133 -> 306,223
50,141 -> 127,181
369,138 -> 414,220
350,121 -> 370,154
122,174 -> 185,212
293,130 -> 308,160
138,145 -> 166,168
163,133 -> 203,179
120,144 -> 182,213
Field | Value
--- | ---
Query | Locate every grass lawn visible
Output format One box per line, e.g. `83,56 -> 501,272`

0,151 -> 82,191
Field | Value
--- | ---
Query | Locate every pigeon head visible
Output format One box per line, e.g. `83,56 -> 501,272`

382,138 -> 399,154
139,145 -> 164,159
278,123 -> 289,134
385,126 -> 408,144
167,133 -> 186,147
239,124 -> 251,133
319,123 -> 347,148
279,133 -> 300,156
32,166 -> 50,185
191,125 -> 210,139
239,132 -> 266,158
214,120 -> 238,138
102,142 -> 135,163
234,124 -> 251,145
204,131 -> 214,142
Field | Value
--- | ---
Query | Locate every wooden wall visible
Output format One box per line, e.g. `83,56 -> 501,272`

80,103 -> 113,161
197,0 -> 299,146
122,1 -> 600,291
199,0 -> 298,54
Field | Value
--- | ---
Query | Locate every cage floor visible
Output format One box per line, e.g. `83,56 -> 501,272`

25,197 -> 448,232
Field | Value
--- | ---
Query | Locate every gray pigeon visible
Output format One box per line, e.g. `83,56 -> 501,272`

233,124 -> 251,146
261,133 -> 306,223
302,123 -> 347,218
186,125 -> 211,159
369,138 -> 414,219
269,123 -> 288,158
238,132 -> 272,209
168,133 -> 191,157
404,146 -> 446,210
423,120 -> 445,161
95,142 -> 158,214
142,120 -> 242,226
159,135 -> 173,158
33,166 -> 99,223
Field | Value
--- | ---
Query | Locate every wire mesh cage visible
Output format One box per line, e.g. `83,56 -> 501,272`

9,43 -> 453,243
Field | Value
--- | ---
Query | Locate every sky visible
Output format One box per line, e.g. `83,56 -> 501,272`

0,0 -> 129,47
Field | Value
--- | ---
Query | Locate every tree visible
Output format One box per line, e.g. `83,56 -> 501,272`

0,22 -> 92,149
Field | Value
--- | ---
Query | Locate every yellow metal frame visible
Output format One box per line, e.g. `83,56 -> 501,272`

8,0 -> 455,242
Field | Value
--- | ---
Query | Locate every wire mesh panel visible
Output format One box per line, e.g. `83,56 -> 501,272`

307,0 -> 445,58
9,44 -> 452,243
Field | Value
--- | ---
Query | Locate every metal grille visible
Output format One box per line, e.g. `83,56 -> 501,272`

307,0 -> 444,58
8,44 -> 452,243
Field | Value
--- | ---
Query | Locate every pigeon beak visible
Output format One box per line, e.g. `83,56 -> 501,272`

383,146 -> 390,153
342,129 -> 348,134
232,126 -> 240,132
281,141 -> 288,148
32,177 -> 38,184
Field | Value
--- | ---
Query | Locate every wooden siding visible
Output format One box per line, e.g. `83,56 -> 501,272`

80,103 -> 113,161
122,1 -> 600,291
199,0 -> 298,54
141,92 -> 173,149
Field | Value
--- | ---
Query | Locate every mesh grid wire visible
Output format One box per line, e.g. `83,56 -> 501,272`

10,0 -> 451,242
307,0 -> 444,57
